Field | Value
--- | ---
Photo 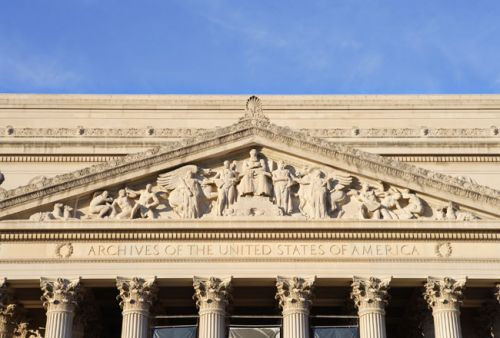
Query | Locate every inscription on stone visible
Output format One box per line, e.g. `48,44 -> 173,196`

85,243 -> 420,258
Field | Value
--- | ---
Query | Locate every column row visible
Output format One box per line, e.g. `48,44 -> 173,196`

0,276 -> 498,338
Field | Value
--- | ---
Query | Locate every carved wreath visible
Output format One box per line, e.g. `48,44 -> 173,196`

55,243 -> 74,259
434,242 -> 452,258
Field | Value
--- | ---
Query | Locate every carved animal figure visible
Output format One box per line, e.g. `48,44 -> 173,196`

435,202 -> 479,221
29,203 -> 75,221
157,165 -> 212,219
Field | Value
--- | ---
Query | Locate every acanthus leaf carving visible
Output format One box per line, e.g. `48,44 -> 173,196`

275,276 -> 315,313
40,277 -> 81,311
192,276 -> 232,313
116,277 -> 157,311
423,277 -> 466,311
350,276 -> 391,309
14,322 -> 43,338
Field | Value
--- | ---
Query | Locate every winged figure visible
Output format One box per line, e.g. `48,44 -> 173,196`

328,173 -> 353,217
157,165 -> 212,218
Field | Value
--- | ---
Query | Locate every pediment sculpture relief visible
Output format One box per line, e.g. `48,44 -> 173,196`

25,148 -> 481,221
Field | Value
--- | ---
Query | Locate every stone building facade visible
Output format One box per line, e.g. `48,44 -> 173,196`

0,94 -> 498,337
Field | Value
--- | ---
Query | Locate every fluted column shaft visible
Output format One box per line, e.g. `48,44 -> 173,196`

116,277 -> 157,338
276,276 -> 315,338
432,307 -> 461,338
45,308 -> 74,338
358,303 -> 386,338
351,276 -> 390,338
198,306 -> 226,338
193,276 -> 232,338
424,277 -> 466,338
282,307 -> 309,338
121,307 -> 149,338
41,277 -> 81,338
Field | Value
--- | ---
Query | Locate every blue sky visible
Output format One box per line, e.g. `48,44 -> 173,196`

1,0 -> 499,94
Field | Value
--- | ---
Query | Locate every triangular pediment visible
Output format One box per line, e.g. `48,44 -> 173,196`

1,98 -> 500,220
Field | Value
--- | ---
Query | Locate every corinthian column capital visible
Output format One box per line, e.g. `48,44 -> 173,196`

40,277 -> 81,311
423,277 -> 466,311
116,277 -> 157,312
276,276 -> 315,314
0,278 -> 14,314
495,283 -> 500,304
193,276 -> 232,313
351,276 -> 391,310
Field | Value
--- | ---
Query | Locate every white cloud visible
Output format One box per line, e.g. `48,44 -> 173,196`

0,41 -> 82,91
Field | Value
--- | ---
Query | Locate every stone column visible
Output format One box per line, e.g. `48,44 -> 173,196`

40,277 -> 81,338
423,277 -> 466,338
116,277 -> 157,338
276,276 -> 315,338
0,278 -> 16,338
493,284 -> 500,337
193,276 -> 232,338
350,276 -> 391,338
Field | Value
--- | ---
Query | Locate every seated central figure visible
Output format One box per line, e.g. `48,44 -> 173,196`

238,149 -> 272,197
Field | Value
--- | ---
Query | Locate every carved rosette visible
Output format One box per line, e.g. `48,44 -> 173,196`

423,277 -> 466,312
40,277 -> 81,312
116,277 -> 157,313
276,276 -> 315,315
350,276 -> 391,312
193,277 -> 232,315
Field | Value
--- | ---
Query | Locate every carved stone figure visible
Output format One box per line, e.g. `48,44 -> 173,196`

379,187 -> 401,220
110,189 -> 136,219
29,203 -> 76,221
127,184 -> 160,219
272,161 -> 294,214
157,165 -> 211,219
310,170 -> 329,219
329,174 -> 353,217
295,168 -> 332,219
397,189 -> 424,219
435,202 -> 479,221
89,190 -> 114,218
213,161 -> 238,216
238,149 -> 272,197
295,166 -> 314,218
356,182 -> 397,220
